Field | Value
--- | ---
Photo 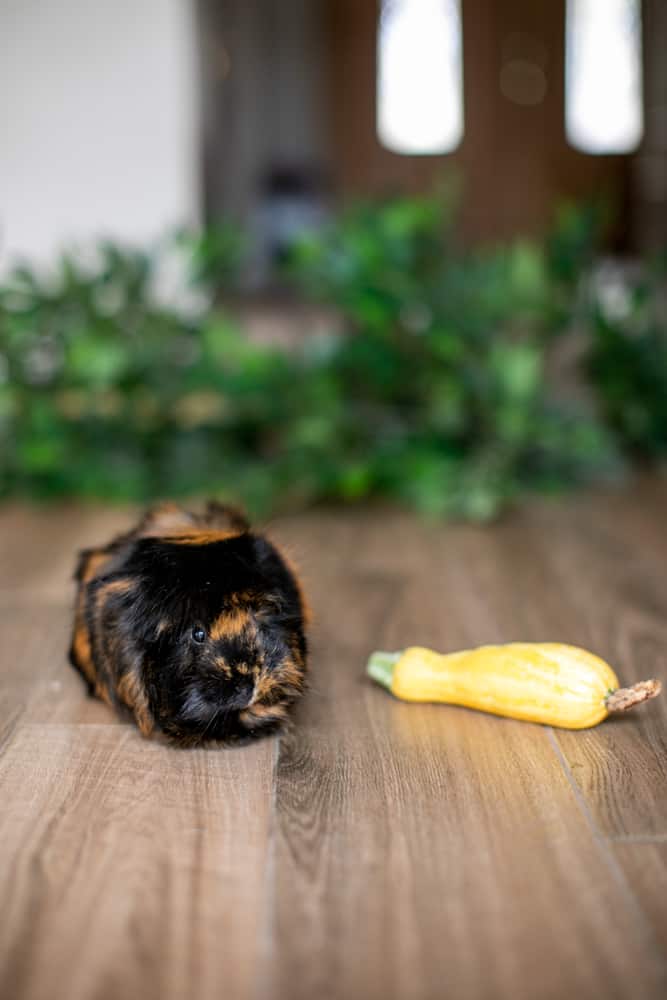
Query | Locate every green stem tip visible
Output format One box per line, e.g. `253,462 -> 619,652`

367,650 -> 402,690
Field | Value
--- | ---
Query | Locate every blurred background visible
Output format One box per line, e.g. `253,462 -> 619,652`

1,0 -> 665,519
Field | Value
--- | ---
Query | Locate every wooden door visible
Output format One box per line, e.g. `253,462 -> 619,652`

324,0 -> 633,245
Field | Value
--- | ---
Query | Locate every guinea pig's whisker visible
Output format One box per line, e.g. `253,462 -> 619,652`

201,706 -> 222,741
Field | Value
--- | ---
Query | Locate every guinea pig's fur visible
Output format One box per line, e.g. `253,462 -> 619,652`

69,501 -> 309,745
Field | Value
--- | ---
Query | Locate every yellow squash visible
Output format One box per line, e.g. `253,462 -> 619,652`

367,643 -> 661,729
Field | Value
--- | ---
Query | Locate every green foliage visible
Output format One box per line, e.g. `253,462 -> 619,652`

1,192 -> 653,521
586,255 -> 667,458
288,194 -> 614,518
0,237 -> 277,507
174,223 -> 246,295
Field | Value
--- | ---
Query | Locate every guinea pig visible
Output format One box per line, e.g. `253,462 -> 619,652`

69,501 -> 309,745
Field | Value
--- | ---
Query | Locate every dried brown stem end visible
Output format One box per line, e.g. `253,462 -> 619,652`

605,679 -> 662,714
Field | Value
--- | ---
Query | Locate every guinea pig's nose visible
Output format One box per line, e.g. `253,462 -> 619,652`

228,675 -> 255,709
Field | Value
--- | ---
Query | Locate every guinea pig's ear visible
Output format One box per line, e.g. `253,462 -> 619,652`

137,501 -> 196,538
203,500 -> 250,533
74,545 -> 114,584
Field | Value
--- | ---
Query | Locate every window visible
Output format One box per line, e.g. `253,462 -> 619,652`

377,0 -> 463,155
566,0 -> 643,154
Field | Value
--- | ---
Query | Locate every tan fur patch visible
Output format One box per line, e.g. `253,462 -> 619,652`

95,577 -> 136,613
139,502 -> 249,540
72,622 -> 96,685
254,672 -> 278,701
254,657 -> 304,703
102,577 -> 136,595
81,548 -> 114,583
209,607 -> 251,641
239,702 -> 288,725
117,671 -> 154,736
95,680 -> 113,706
139,501 -> 196,537
92,579 -> 137,688
213,657 -> 233,678
279,658 -> 306,690
166,530 -> 238,546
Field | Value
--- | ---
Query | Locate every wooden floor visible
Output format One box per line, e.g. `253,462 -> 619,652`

1,482 -> 667,1000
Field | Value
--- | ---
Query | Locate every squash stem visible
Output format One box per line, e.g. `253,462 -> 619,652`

605,679 -> 662,713
367,650 -> 402,690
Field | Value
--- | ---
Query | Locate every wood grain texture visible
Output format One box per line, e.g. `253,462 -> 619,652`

521,495 -> 667,839
268,550 -> 666,1000
0,726 -> 275,1000
0,602 -> 121,751
613,843 -> 667,953
0,504 -> 135,604
1,489 -> 666,1000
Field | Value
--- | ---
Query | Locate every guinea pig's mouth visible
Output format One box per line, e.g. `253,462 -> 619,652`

180,679 -> 256,723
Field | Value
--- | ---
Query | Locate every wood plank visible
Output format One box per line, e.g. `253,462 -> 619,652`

265,505 -> 441,580
520,498 -> 667,839
613,843 -> 667,954
268,561 -> 667,1000
2,492 -> 667,1000
0,723 -> 275,1000
0,504 -> 135,604
0,604 -> 118,752
404,502 -> 667,841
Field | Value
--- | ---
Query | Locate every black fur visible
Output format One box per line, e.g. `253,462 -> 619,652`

69,502 -> 309,746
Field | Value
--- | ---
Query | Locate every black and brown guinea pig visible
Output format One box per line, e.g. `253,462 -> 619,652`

69,501 -> 309,745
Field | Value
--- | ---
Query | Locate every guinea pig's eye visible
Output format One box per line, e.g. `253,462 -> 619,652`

191,626 -> 207,644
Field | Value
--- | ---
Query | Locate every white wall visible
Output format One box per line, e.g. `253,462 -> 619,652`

0,0 -> 199,270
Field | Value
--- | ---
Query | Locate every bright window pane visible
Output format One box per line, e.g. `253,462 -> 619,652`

377,0 -> 463,155
566,0 -> 643,154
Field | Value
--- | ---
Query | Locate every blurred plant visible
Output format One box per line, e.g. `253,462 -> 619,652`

0,195 -> 640,520
0,235 -> 281,507
287,194 -> 615,518
174,223 -> 246,297
586,253 -> 667,458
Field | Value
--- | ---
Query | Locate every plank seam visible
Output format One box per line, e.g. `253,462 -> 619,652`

548,728 -> 667,977
608,834 -> 667,844
254,733 -> 280,1000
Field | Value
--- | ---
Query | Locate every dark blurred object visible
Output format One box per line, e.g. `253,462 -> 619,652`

632,0 -> 667,252
251,164 -> 328,289
197,0 -> 330,287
